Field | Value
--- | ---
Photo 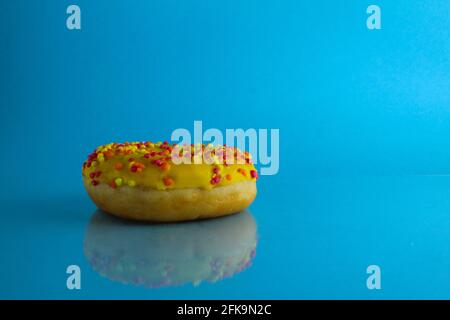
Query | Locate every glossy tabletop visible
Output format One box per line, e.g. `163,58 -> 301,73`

2,175 -> 450,299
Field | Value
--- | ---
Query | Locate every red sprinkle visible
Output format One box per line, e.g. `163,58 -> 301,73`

250,170 -> 258,179
210,175 -> 222,185
91,180 -> 99,186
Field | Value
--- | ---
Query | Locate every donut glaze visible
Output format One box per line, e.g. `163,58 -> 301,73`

82,142 -> 258,221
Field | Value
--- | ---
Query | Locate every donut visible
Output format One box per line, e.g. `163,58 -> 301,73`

84,210 -> 257,288
82,141 -> 258,222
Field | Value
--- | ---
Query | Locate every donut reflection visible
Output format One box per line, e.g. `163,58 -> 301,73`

84,211 -> 257,288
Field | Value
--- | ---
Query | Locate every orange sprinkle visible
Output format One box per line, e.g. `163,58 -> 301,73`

136,162 -> 145,169
226,174 -> 232,181
161,162 -> 171,171
114,163 -> 124,171
237,168 -> 247,176
163,177 -> 174,186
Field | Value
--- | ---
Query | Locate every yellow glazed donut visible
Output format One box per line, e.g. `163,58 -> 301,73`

82,141 -> 258,222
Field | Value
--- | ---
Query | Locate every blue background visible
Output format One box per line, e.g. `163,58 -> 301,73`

0,0 -> 449,299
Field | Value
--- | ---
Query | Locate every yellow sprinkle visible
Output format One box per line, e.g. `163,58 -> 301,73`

128,180 -> 136,187
115,178 -> 123,186
98,154 -> 105,162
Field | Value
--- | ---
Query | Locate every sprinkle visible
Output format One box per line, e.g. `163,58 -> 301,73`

237,168 -> 247,177
109,181 -> 117,189
212,167 -> 220,174
95,171 -> 102,177
104,151 -> 114,158
136,162 -> 145,169
163,177 -> 174,186
131,162 -> 145,172
226,174 -> 232,181
128,180 -> 136,187
250,170 -> 258,179
115,178 -> 123,187
128,158 -> 135,162
114,163 -> 124,171
89,172 -> 96,179
91,180 -> 99,186
210,175 -> 222,185
161,162 -> 171,171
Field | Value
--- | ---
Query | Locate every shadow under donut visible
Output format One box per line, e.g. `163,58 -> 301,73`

83,210 -> 257,288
